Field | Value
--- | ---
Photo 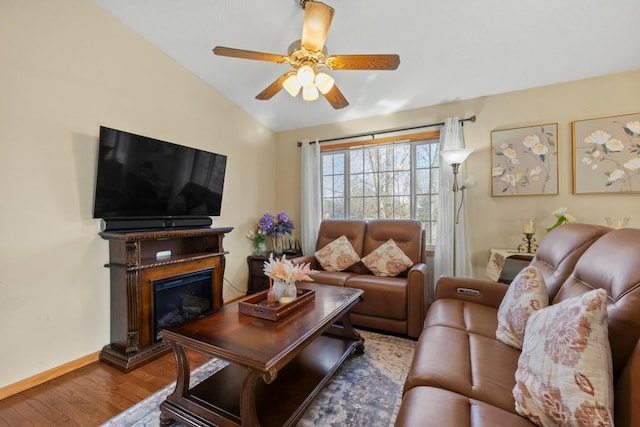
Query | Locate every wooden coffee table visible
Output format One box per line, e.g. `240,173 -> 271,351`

159,282 -> 364,427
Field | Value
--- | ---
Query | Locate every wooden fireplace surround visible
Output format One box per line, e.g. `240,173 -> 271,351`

99,226 -> 233,372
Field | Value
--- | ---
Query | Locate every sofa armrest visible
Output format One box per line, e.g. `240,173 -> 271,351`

406,263 -> 429,338
434,276 -> 509,309
289,254 -> 321,270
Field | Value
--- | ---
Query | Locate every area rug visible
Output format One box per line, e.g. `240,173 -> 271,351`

101,330 -> 415,427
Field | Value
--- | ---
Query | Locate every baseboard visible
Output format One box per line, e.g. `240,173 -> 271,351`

0,351 -> 100,400
0,295 -> 243,400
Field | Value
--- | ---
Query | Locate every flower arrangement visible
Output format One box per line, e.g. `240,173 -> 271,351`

245,228 -> 266,253
263,254 -> 314,285
546,207 -> 576,232
258,212 -> 295,236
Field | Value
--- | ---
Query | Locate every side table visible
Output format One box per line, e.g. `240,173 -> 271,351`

246,251 -> 303,294
247,254 -> 270,294
486,249 -> 534,284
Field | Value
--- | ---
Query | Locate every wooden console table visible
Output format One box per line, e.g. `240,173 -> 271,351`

159,283 -> 364,427
99,227 -> 232,372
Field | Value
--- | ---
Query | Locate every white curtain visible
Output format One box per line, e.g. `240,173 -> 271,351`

300,139 -> 322,255
434,117 -> 472,285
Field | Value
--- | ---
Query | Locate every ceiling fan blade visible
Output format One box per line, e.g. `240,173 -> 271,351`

255,72 -> 295,100
301,1 -> 334,52
323,84 -> 349,109
213,46 -> 286,63
326,54 -> 400,70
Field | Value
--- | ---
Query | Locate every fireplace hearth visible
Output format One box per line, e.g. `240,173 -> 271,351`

99,227 -> 232,372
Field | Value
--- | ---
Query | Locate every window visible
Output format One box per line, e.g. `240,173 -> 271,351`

321,134 -> 441,245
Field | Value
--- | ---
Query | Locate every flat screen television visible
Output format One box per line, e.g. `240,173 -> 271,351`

93,126 -> 227,226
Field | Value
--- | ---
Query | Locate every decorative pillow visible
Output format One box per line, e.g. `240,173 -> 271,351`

496,266 -> 549,349
513,288 -> 613,427
314,235 -> 360,272
361,239 -> 413,277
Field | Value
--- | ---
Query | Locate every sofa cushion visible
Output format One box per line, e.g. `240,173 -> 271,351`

305,270 -> 355,287
514,289 -> 613,426
552,227 -> 640,381
528,223 -> 609,301
315,220 -> 367,273
496,266 -> 548,349
424,299 -> 499,338
396,387 -> 535,427
361,239 -> 413,277
403,325 -> 521,413
364,219 -> 423,266
345,274 -> 407,320
314,235 -> 360,272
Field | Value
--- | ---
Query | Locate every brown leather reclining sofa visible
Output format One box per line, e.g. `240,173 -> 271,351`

293,219 -> 428,338
395,223 -> 640,426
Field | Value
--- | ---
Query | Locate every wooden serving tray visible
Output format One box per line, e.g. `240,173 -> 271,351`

238,288 -> 315,321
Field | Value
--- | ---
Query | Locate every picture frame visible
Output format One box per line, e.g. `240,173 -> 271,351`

491,123 -> 559,197
572,112 -> 640,194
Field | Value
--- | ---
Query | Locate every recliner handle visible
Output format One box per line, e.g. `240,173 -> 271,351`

457,287 -> 480,297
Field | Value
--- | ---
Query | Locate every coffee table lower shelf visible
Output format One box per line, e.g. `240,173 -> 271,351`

160,333 -> 362,427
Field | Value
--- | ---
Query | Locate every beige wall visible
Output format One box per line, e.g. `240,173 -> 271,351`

276,69 -> 640,280
0,1 -> 277,388
2,0 -> 639,391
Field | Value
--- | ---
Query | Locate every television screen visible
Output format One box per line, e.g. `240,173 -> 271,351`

93,126 -> 227,219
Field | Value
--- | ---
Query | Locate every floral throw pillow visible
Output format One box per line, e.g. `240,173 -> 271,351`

513,288 -> 613,427
361,239 -> 413,277
314,235 -> 360,272
496,266 -> 549,349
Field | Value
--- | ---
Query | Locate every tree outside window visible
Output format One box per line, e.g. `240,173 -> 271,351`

321,138 -> 440,245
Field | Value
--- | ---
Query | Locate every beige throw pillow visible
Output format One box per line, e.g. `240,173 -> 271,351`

361,239 -> 413,277
513,288 -> 613,426
314,235 -> 360,272
496,266 -> 548,349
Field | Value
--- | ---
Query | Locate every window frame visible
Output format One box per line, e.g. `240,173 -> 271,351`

320,131 -> 440,246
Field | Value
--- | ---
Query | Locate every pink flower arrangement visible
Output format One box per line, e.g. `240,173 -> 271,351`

263,254 -> 314,284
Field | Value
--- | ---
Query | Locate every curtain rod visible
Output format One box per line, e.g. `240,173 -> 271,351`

296,115 -> 476,147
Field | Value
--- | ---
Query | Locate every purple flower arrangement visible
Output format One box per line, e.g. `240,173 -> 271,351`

258,212 -> 295,236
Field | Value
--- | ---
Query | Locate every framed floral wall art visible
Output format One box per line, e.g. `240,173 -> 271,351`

491,123 -> 558,196
572,113 -> 640,194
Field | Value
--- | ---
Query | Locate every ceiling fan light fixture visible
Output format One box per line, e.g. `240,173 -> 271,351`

315,72 -> 334,94
212,0 -> 398,110
283,74 -> 302,97
297,65 -> 315,86
302,84 -> 319,101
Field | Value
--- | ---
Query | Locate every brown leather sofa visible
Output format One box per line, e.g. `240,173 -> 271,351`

292,219 -> 428,338
395,223 -> 640,426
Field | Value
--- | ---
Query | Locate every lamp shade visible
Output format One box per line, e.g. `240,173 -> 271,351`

440,148 -> 473,165
315,72 -> 334,94
297,65 -> 315,87
302,84 -> 319,101
282,74 -> 301,97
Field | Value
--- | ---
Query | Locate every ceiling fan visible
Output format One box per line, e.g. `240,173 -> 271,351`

212,0 -> 400,109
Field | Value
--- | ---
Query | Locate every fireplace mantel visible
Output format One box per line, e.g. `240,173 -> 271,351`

99,226 -> 233,372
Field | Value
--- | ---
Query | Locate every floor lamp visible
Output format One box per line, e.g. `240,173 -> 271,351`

440,148 -> 473,276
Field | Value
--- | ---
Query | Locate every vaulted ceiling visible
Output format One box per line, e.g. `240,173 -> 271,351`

93,0 -> 640,132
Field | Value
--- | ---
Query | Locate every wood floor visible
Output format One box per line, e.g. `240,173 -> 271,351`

0,350 -> 211,426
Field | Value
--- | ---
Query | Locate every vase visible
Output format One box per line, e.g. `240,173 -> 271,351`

272,280 -> 297,304
270,234 -> 284,255
252,240 -> 267,255
605,217 -> 629,229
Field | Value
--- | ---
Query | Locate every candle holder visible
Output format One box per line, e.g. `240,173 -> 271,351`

518,233 -> 538,254
517,218 -> 538,253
